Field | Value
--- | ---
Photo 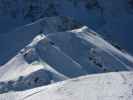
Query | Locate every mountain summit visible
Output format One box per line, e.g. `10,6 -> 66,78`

0,0 -> 133,100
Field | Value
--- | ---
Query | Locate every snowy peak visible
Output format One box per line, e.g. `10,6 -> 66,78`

0,0 -> 133,99
1,26 -> 133,94
19,26 -> 133,75
28,34 -> 47,47
47,26 -> 133,72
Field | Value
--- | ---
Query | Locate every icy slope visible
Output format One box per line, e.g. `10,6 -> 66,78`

1,71 -> 133,100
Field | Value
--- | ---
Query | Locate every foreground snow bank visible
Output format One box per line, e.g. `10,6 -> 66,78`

0,71 -> 133,100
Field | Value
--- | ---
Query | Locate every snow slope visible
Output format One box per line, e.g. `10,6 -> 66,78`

0,71 -> 133,100
0,26 -> 133,94
0,53 -> 68,93
48,26 -> 133,72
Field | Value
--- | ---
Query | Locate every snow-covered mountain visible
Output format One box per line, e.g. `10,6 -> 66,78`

0,26 -> 133,94
0,0 -> 133,53
0,0 -> 133,99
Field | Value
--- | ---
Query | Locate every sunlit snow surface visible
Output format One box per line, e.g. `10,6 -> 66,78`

0,26 -> 133,97
0,71 -> 133,100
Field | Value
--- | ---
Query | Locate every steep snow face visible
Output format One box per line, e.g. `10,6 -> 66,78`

0,16 -> 81,65
0,26 -> 133,94
48,26 -> 133,72
0,31 -> 87,93
20,26 -> 133,75
1,71 -> 133,100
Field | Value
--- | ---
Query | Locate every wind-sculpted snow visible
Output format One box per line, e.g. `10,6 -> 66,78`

48,26 -> 133,72
1,71 -> 133,100
0,54 -> 68,93
0,26 -> 133,94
